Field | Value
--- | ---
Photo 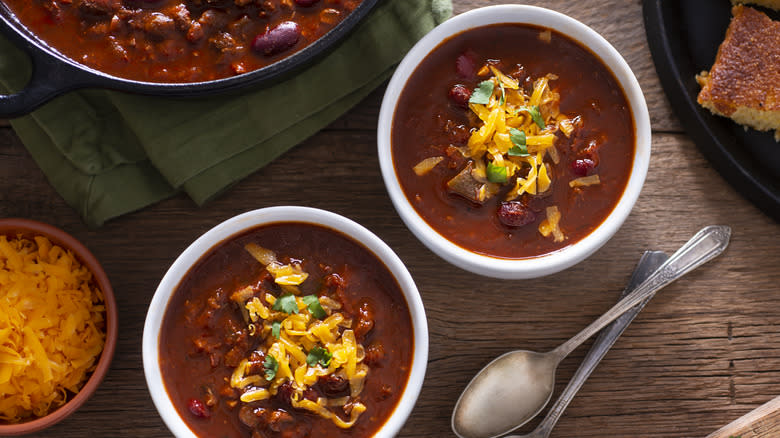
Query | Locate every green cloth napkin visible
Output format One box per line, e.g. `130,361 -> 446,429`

0,0 -> 452,227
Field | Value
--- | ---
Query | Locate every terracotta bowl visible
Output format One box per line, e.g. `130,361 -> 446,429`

0,219 -> 117,436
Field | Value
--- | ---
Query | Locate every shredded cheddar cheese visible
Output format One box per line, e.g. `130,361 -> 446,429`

0,236 -> 105,423
442,66 -> 580,241
234,244 -> 371,429
462,67 -> 563,204
539,206 -> 566,243
435,65 -> 601,242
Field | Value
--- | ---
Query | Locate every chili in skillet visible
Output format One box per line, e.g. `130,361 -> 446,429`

2,0 -> 363,82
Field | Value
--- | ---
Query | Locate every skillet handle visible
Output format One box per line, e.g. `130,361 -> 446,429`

0,26 -> 95,119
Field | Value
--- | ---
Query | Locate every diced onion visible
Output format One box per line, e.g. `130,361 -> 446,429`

228,248 -> 375,430
244,243 -> 277,265
413,156 -> 444,176
569,174 -> 601,187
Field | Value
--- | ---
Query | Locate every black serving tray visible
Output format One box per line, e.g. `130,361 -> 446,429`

643,0 -> 780,221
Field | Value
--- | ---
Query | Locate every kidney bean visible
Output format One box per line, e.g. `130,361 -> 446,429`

294,0 -> 320,6
448,84 -> 472,108
571,158 -> 595,177
252,21 -> 301,56
498,201 -> 536,227
188,398 -> 211,419
318,374 -> 349,397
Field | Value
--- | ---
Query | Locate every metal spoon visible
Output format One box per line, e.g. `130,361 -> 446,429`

506,250 -> 668,438
451,225 -> 731,438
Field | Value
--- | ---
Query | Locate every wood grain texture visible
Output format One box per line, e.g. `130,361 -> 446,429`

0,1 -> 778,437
707,396 -> 780,438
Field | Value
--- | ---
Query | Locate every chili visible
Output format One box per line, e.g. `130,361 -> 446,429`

2,0 -> 363,82
391,24 -> 635,259
159,223 -> 413,438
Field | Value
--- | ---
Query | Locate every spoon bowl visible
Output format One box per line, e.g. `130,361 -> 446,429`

452,351 -> 557,438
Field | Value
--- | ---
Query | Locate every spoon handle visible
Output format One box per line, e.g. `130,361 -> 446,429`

528,251 -> 668,438
551,225 -> 731,361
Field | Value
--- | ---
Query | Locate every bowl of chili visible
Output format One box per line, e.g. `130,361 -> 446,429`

377,5 -> 651,279
0,0 -> 379,118
142,206 -> 428,438
0,218 -> 117,436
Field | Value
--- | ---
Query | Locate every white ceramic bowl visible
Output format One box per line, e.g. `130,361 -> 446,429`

142,206 -> 429,438
377,5 -> 651,279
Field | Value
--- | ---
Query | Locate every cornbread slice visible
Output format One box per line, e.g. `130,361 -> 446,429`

697,6 -> 780,140
731,0 -> 780,11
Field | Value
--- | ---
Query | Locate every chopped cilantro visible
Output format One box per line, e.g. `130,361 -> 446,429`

263,355 -> 278,381
302,295 -> 327,319
520,105 -> 545,129
272,294 -> 299,314
508,128 -> 529,156
487,162 -> 508,183
469,80 -> 494,105
271,321 -> 281,339
306,346 -> 332,368
498,82 -> 506,106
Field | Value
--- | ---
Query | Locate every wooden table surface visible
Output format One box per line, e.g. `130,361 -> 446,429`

2,1 -> 779,437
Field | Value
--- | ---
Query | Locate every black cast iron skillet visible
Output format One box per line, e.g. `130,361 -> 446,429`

0,0 -> 380,118
643,0 -> 780,221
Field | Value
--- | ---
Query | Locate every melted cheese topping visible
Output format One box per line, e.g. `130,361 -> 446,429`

236,245 -> 370,428
459,66 -> 586,242
0,236 -> 105,423
539,206 -> 566,243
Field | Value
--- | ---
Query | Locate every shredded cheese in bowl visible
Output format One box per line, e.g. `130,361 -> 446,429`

0,235 -> 106,424
232,244 -> 373,429
411,62 -> 617,247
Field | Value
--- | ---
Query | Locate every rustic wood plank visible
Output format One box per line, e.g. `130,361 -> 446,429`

1,124 -> 778,438
707,396 -> 780,438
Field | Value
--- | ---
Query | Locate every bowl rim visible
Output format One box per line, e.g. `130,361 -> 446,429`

0,218 -> 117,436
377,4 -> 651,279
142,206 -> 429,438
